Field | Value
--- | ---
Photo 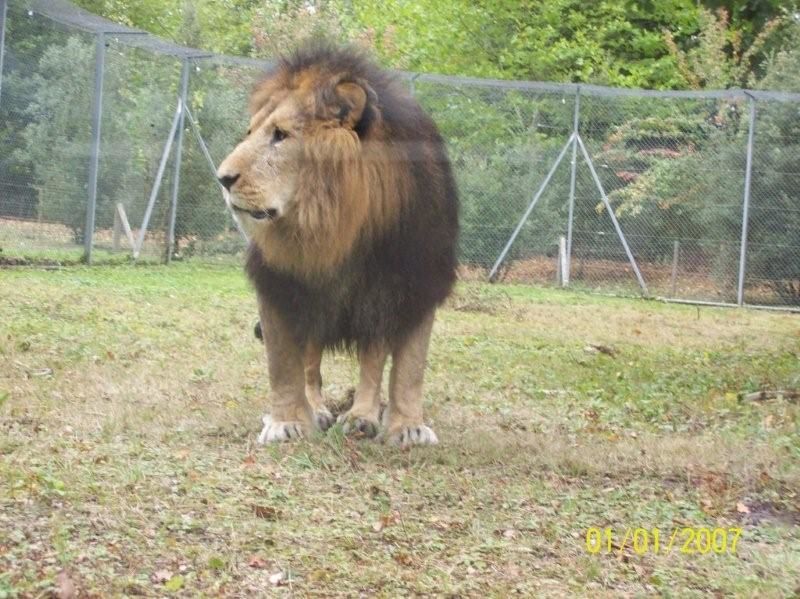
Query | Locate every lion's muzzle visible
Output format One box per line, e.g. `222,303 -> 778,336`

231,204 -> 278,221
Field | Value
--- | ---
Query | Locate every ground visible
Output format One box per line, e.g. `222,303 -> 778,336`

0,263 -> 798,597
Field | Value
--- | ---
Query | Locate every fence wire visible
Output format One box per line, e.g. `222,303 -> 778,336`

0,0 -> 798,308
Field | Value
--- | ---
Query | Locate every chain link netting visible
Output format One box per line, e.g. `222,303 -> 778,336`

1,0 -> 798,308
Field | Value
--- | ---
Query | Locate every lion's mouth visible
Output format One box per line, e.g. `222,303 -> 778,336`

232,205 -> 278,221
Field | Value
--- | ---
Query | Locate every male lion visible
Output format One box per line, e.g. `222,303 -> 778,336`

217,44 -> 459,447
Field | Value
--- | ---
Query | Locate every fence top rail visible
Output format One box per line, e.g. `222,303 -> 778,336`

11,0 -> 800,103
21,0 -> 210,58
413,73 -> 800,102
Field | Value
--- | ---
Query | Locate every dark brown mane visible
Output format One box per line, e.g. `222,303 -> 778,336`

245,44 -> 459,352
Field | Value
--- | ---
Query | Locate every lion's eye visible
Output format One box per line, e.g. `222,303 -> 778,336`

246,128 -> 252,136
271,127 -> 288,144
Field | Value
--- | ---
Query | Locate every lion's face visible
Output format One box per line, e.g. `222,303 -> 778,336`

217,74 -> 372,238
218,65 -> 411,276
217,92 -> 307,235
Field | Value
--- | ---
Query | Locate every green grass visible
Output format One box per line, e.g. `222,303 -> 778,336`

1,264 -> 799,597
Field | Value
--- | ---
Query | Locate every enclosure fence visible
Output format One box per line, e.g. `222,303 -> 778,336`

1,0 -> 799,309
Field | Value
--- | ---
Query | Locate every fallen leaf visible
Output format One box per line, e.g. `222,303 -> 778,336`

393,552 -> 414,566
55,570 -> 76,599
248,555 -> 268,569
502,529 -> 517,539
242,454 -> 256,467
252,505 -> 278,520
700,497 -> 715,514
585,344 -> 617,357
737,502 -> 750,514
151,569 -> 172,584
372,511 -> 400,533
269,571 -> 285,586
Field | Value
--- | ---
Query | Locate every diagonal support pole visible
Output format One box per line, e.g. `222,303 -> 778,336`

489,133 -> 575,282
184,103 -> 248,241
576,134 -> 648,295
737,95 -> 756,306
164,60 -> 190,264
134,98 -> 182,259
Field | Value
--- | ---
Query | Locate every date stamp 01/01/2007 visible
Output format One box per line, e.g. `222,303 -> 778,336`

585,527 -> 743,556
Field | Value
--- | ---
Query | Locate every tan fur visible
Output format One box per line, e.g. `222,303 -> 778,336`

220,64 -> 411,278
224,47 -> 456,446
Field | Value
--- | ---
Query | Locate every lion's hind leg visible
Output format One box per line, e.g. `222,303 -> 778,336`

338,344 -> 388,438
304,343 -> 334,431
382,311 -> 438,447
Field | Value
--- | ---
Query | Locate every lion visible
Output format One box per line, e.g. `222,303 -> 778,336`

216,43 -> 459,447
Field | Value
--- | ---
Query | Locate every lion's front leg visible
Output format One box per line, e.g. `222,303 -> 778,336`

383,311 -> 438,447
338,344 -> 388,438
256,295 -> 315,443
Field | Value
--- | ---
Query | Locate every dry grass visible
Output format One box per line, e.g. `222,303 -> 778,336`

1,264 -> 799,597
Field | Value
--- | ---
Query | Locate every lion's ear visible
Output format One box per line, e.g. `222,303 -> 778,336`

333,81 -> 371,131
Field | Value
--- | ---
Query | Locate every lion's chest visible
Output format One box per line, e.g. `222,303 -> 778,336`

249,255 -> 413,351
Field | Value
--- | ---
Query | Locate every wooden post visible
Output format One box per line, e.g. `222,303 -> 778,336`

112,203 -> 121,251
558,235 -> 567,287
670,240 -> 680,297
114,202 -> 135,250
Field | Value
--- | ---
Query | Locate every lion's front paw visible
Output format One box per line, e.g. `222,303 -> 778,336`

257,414 -> 307,443
384,424 -> 439,448
314,407 -> 335,432
337,413 -> 380,438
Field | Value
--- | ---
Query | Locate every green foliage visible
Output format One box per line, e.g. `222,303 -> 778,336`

69,0 -> 794,91
5,0 -> 798,296
414,83 -> 574,266
664,7 -> 788,89
747,24 -> 800,301
13,37 -> 95,241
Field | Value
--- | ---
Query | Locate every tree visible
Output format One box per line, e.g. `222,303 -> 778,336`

664,7 -> 787,89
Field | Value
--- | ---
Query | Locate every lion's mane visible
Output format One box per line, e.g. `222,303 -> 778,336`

245,43 -> 459,352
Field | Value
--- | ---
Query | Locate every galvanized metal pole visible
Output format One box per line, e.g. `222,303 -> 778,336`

737,96 -> 756,306
576,134 -> 649,295
165,60 -> 190,264
670,239 -> 680,297
184,103 -> 249,242
488,133 -> 576,282
84,32 -> 106,264
0,0 -> 8,108
134,100 -> 182,259
565,86 -> 580,286
409,73 -> 420,95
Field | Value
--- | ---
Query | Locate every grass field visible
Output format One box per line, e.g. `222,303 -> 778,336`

1,264 -> 799,597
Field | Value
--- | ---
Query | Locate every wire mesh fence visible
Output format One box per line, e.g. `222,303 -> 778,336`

1,0 -> 798,308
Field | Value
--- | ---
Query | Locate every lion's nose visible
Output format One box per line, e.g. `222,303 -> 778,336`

218,173 -> 240,190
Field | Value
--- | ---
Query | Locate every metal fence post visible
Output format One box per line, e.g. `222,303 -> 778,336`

576,135 -> 649,295
0,0 -> 8,108
565,85 -> 580,286
488,133 -> 576,281
737,94 -> 756,306
133,99 -> 182,259
84,32 -> 106,264
409,73 -> 420,96
184,102 -> 249,242
165,59 -> 189,264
